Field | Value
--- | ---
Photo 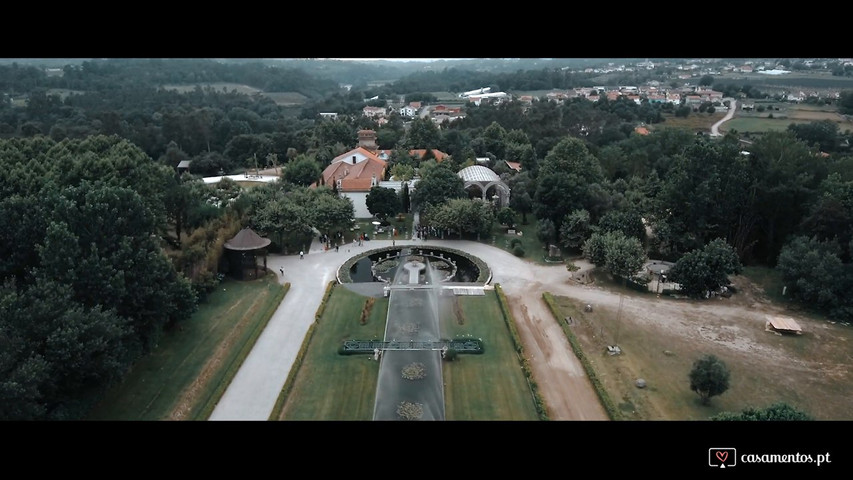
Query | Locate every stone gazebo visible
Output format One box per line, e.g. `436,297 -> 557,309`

224,227 -> 271,280
457,165 -> 510,207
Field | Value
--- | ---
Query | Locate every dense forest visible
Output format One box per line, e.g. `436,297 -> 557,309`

2,58 -> 853,419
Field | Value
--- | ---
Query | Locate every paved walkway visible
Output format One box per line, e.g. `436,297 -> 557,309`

210,230 -> 607,421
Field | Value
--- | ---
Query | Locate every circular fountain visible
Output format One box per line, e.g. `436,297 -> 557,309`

339,246 -> 490,285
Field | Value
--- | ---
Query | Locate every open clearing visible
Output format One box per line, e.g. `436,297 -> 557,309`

546,270 -> 853,420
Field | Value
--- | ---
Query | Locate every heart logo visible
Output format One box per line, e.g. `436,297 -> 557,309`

716,451 -> 729,462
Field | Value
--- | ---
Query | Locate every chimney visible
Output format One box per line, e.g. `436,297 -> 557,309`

352,156 -> 356,164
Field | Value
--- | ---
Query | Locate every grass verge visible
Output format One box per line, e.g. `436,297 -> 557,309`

86,273 -> 286,420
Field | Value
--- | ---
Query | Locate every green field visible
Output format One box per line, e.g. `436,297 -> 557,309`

722,103 -> 853,136
87,273 -> 286,420
274,284 -> 540,420
440,293 -> 540,420
262,91 -> 309,106
161,82 -> 263,94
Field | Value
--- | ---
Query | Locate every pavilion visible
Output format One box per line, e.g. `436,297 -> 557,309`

224,227 -> 271,280
457,165 -> 510,207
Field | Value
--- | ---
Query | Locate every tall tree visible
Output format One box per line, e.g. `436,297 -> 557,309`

559,208 -> 592,251
411,165 -> 466,213
668,238 -> 742,298
400,181 -> 411,213
533,136 -> 604,231
507,171 -> 535,224
776,235 -> 851,318
405,116 -> 441,149
748,131 -> 827,264
365,186 -> 399,221
284,155 -> 322,187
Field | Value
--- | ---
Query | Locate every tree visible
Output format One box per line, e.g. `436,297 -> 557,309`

583,230 -> 646,282
481,121 -> 508,159
582,231 -> 610,266
595,209 -> 646,243
365,186 -> 399,221
668,238 -> 742,297
537,218 -> 556,245
689,354 -> 730,405
405,116 -> 441,148
309,188 -> 355,238
533,136 -> 605,230
747,131 -> 826,264
250,192 -> 313,248
507,171 -> 534,224
776,235 -> 851,318
788,119 -> 840,152
411,166 -> 465,212
496,207 -> 516,227
711,402 -> 812,421
400,181 -> 411,213
284,155 -> 321,187
839,90 -> 853,115
559,209 -> 591,251
389,163 -> 414,181
429,198 -> 495,239
602,233 -> 646,282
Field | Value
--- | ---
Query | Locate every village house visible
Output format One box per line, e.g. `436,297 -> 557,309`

316,130 -> 429,218
317,146 -> 386,218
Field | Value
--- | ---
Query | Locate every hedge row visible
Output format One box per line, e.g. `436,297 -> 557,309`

314,281 -> 337,322
541,292 -> 621,420
495,284 -> 549,420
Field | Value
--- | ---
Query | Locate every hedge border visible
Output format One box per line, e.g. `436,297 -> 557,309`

268,281 -> 336,420
495,284 -> 549,420
541,292 -> 621,420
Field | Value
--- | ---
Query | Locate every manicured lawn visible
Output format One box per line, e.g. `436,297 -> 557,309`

275,285 -> 540,420
440,294 -> 540,420
87,273 -> 286,420
275,285 -> 387,420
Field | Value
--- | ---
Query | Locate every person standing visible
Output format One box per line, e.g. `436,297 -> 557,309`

299,250 -> 304,259
279,266 -> 284,276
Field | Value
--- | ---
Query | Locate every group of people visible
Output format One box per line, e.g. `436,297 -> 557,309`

415,224 -> 441,240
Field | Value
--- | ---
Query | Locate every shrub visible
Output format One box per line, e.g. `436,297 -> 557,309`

510,237 -> 522,248
513,246 -> 525,257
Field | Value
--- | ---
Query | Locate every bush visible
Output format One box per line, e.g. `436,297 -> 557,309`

510,238 -> 522,248
513,246 -> 525,257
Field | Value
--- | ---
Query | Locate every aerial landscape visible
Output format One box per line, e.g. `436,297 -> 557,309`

1,59 -> 850,445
